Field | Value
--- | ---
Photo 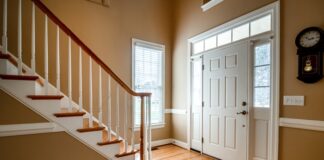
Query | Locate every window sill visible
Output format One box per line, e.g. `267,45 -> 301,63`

134,123 -> 165,131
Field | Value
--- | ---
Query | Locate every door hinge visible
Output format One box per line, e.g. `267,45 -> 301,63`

202,137 -> 204,143
202,101 -> 205,107
202,65 -> 205,70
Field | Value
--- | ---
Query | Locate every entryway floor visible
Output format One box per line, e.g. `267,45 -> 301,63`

152,144 -> 216,160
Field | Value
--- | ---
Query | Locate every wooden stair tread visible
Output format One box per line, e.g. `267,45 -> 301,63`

0,53 -> 10,59
54,112 -> 86,117
97,139 -> 122,146
0,74 -> 39,81
77,126 -> 105,133
115,150 -> 139,158
27,95 -> 64,100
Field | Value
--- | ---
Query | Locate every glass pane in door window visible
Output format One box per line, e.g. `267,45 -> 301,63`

254,66 -> 270,87
253,87 -> 270,108
217,30 -> 232,46
204,36 -> 217,50
193,41 -> 204,54
254,43 -> 271,66
233,23 -> 249,41
250,14 -> 271,36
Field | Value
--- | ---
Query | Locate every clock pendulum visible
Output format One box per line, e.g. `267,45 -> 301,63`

304,56 -> 312,72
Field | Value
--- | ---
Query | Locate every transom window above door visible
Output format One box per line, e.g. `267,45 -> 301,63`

192,14 -> 273,55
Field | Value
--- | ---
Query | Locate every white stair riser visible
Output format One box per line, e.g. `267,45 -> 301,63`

0,59 -> 18,75
0,79 -> 37,96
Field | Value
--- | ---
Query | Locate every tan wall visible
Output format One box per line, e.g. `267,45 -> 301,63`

0,0 -> 173,140
0,90 -> 48,124
172,0 -> 324,159
0,132 -> 107,160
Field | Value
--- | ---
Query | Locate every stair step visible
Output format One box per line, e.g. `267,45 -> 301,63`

115,150 -> 139,158
97,139 -> 122,146
27,95 -> 64,100
0,74 -> 39,81
77,126 -> 105,133
54,112 -> 86,117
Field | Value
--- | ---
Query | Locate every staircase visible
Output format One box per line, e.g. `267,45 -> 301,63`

0,0 -> 152,159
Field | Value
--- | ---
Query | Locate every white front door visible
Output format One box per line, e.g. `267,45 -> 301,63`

203,41 -> 248,160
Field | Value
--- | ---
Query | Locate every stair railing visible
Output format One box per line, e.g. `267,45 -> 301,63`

1,0 -> 152,159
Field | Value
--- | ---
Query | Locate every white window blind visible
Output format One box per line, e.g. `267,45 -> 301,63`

133,40 -> 164,126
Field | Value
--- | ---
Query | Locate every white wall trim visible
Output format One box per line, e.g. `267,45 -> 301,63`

280,118 -> 324,132
165,109 -> 187,115
172,139 -> 190,149
0,122 -> 65,137
201,0 -> 224,12
134,138 -> 189,150
151,138 -> 173,147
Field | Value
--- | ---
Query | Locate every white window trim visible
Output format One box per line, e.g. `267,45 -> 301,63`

131,38 -> 166,129
187,2 -> 280,159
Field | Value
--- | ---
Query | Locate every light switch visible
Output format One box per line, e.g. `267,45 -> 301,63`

283,96 -> 305,106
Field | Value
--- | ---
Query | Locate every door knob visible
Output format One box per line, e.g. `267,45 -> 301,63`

237,110 -> 248,115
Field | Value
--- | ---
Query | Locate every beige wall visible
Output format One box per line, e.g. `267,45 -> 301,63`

0,0 -> 173,140
0,132 -> 107,160
0,90 -> 48,124
172,0 -> 324,159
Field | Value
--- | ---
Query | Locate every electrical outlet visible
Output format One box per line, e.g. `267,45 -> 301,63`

283,96 -> 305,106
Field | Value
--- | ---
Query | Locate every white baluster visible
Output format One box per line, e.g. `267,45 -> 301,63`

116,85 -> 120,139
68,37 -> 72,111
44,15 -> 49,94
131,96 -> 135,151
78,47 -> 83,112
148,96 -> 152,159
145,97 -> 149,160
56,26 -> 60,94
18,0 -> 22,75
2,0 -> 7,55
89,57 -> 93,128
124,92 -> 128,153
98,67 -> 102,125
107,76 -> 112,141
31,3 -> 35,74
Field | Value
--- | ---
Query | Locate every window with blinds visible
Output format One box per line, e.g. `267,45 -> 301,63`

132,39 -> 165,127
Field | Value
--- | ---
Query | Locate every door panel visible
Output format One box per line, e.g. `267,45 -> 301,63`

191,58 -> 203,151
203,41 -> 248,160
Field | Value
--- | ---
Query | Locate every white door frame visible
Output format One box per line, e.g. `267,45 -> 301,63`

186,2 -> 280,160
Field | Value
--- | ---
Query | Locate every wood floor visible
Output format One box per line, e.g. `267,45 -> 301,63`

152,144 -> 216,160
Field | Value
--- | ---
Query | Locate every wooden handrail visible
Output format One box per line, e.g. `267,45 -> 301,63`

31,0 -> 151,97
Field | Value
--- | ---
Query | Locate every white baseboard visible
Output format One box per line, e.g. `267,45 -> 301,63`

172,139 -> 190,149
165,109 -> 187,115
0,122 -> 65,137
151,138 -> 173,147
279,118 -> 324,132
135,138 -> 189,150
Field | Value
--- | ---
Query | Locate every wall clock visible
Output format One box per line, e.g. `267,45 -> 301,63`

295,27 -> 324,83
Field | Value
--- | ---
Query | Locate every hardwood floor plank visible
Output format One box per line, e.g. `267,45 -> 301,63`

152,144 -> 215,160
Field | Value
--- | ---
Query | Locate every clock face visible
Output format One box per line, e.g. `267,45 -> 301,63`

299,30 -> 321,48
